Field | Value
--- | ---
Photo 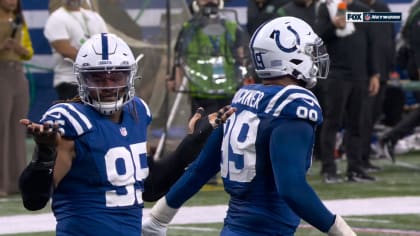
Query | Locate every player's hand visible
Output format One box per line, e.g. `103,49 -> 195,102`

20,119 -> 61,147
208,105 -> 236,128
188,105 -> 237,134
369,74 -> 380,96
20,119 -> 61,165
187,106 -> 236,140
187,107 -> 206,134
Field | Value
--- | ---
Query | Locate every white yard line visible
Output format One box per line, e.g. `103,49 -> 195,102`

1,196 -> 420,234
169,226 -> 219,232
395,161 -> 420,170
298,224 -> 420,236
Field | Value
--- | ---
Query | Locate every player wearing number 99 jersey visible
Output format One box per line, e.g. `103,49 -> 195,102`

220,83 -> 323,234
142,17 -> 357,236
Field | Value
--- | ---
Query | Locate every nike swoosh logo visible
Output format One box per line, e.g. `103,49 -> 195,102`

302,99 -> 315,106
48,113 -> 62,119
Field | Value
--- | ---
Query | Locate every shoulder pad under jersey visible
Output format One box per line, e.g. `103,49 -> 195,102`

40,103 -> 94,138
264,85 -> 323,125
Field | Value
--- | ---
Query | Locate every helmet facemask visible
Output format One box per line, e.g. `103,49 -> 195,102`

304,37 -> 329,80
296,37 -> 329,88
77,67 -> 136,115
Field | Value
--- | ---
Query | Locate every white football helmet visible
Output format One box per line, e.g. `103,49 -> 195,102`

74,33 -> 137,115
249,16 -> 329,88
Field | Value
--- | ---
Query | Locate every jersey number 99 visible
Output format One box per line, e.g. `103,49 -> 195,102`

221,111 -> 259,183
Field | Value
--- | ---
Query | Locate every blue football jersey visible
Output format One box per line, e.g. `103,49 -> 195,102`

40,97 -> 151,235
221,84 -> 322,235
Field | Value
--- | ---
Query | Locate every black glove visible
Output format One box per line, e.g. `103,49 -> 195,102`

22,120 -> 60,170
31,144 -> 57,170
191,108 -> 214,142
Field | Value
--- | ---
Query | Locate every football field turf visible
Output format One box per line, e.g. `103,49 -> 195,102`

1,141 -> 420,235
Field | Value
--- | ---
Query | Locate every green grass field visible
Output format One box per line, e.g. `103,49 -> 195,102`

1,140 -> 420,235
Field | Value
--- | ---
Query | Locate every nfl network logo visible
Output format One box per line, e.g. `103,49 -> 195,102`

346,12 -> 402,23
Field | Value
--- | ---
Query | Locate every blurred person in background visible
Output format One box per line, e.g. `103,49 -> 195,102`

359,0 -> 396,172
0,0 -> 33,196
316,0 -> 380,183
168,0 -> 250,117
168,0 -> 250,185
48,0 -> 91,13
44,0 -> 108,100
276,0 -> 318,27
396,0 -> 420,83
380,0 -> 420,161
379,106 -> 420,162
246,0 -> 290,35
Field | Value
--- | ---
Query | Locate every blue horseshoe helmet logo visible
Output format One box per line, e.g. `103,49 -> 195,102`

270,25 -> 301,53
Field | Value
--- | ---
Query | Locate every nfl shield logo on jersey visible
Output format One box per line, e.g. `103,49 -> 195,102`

120,127 -> 128,136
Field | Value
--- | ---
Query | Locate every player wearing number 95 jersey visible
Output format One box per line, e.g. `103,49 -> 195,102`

18,33 -> 235,236
142,17 -> 357,236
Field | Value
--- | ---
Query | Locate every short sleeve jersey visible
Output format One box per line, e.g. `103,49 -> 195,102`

40,97 -> 151,235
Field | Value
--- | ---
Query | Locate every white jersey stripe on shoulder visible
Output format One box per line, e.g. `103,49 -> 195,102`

61,103 -> 93,129
139,98 -> 151,118
272,93 -> 320,117
265,85 -> 308,114
43,107 -> 85,135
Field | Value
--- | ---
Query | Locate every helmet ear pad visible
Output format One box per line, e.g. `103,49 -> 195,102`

192,0 -> 224,13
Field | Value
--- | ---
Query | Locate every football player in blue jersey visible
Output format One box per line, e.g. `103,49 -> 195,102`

18,33 -> 235,236
142,17 -> 357,236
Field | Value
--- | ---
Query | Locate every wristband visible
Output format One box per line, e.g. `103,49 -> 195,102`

150,196 -> 179,224
328,215 -> 357,236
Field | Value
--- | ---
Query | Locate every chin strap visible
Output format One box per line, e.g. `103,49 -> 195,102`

94,98 -> 125,115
